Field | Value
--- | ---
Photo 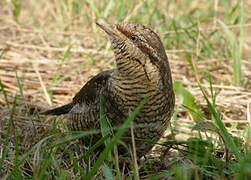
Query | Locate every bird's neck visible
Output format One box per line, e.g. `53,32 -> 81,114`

114,56 -> 162,86
106,54 -> 174,117
109,57 -> 165,106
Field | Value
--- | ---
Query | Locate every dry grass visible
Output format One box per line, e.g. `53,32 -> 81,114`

0,0 -> 251,179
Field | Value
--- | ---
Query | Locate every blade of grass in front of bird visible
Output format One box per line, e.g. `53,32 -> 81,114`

86,96 -> 148,179
100,96 -> 114,162
100,96 -> 112,146
99,96 -> 120,179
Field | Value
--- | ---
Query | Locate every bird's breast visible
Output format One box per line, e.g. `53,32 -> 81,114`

108,73 -> 171,121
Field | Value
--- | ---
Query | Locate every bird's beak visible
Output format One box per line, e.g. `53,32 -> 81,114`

96,22 -> 120,38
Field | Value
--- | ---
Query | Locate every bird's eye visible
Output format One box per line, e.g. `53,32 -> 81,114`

130,35 -> 137,41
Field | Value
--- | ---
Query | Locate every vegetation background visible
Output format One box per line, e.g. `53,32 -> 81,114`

0,0 -> 250,179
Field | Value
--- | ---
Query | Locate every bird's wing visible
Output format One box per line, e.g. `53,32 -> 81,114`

72,70 -> 114,105
67,70 -> 114,131
41,70 -> 114,116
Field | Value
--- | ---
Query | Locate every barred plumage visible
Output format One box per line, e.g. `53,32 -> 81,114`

42,22 -> 175,157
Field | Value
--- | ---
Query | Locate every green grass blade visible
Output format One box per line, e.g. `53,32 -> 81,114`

83,134 -> 110,175
15,72 -> 24,98
100,96 -> 112,160
13,128 -> 22,179
0,96 -> 17,175
236,151 -> 251,180
100,96 -> 111,144
38,150 -> 53,179
86,97 -> 148,179
85,0 -> 102,18
201,88 -> 241,160
62,45 -> 72,62
218,20 -> 242,86
49,131 -> 99,148
11,0 -> 21,21
208,75 -> 216,107
174,81 -> 206,122
85,134 -> 110,158
0,80 -> 10,108
118,0 -> 126,21
238,0 -> 244,79
239,0 -> 244,57
103,0 -> 113,18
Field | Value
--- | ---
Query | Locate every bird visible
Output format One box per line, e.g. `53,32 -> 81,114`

42,21 -> 175,158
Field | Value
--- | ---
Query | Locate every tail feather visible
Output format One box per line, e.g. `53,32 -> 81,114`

41,103 -> 73,115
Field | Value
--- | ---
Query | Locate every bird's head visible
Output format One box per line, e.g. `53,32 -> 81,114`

96,21 -> 172,87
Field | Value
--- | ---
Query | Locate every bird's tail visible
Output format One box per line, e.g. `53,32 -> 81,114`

41,103 -> 73,115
